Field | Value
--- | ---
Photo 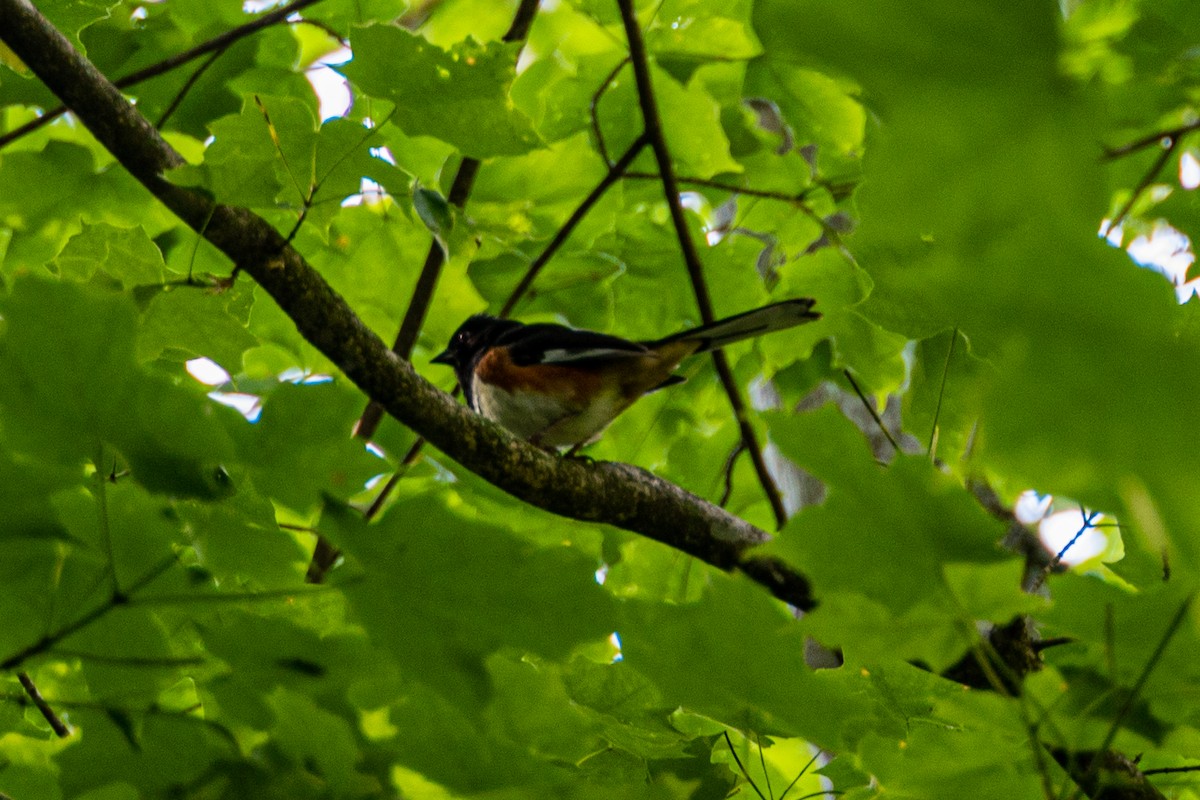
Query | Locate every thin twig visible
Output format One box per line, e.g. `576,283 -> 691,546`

499,133 -> 649,316
1102,120 -> 1200,160
17,672 -> 71,737
723,731 -> 768,800
1054,508 -> 1100,563
1029,509 -> 1102,593
1142,765 -> 1200,775
591,57 -> 631,165
154,48 -> 225,129
718,440 -> 746,507
0,553 -> 178,671
1109,135 -> 1181,230
626,170 -> 813,205
617,0 -> 787,529
843,369 -> 900,453
1067,595 -> 1194,800
0,0 -> 327,150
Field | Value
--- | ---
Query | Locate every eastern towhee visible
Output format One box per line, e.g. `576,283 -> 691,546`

432,299 -> 820,450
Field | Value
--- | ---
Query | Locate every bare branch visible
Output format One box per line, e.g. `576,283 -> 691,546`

17,671 -> 71,737
616,0 -> 788,529
1102,121 -> 1200,160
1108,135 -> 1181,231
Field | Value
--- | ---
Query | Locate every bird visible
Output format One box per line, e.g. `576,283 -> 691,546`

431,298 -> 820,450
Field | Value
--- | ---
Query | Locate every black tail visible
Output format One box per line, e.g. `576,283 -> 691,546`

650,299 -> 820,353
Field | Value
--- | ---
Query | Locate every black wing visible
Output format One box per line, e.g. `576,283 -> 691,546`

499,323 -> 649,367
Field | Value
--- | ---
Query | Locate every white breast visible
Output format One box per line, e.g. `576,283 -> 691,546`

472,381 -> 572,441
471,382 -> 630,448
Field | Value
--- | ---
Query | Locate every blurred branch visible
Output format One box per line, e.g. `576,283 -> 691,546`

1102,120 -> 1200,160
0,0 -> 816,608
1108,135 -> 1181,230
616,0 -> 788,529
0,0 -> 327,150
0,554 -> 178,672
17,671 -> 71,737
1101,119 -> 1200,230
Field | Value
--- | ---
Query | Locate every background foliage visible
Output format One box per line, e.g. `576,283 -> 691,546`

1,0 -> 1199,797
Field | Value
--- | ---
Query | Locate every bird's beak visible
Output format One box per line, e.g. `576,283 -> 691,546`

430,350 -> 454,366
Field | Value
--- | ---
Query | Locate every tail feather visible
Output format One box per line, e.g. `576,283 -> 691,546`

649,299 -> 819,353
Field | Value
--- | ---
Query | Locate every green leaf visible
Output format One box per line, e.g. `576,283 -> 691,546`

35,0 -> 116,50
343,26 -> 543,158
233,381 -> 384,514
52,223 -> 166,287
412,184 -> 453,253
328,496 -> 616,710
767,408 -> 1011,593
647,0 -> 762,62
55,708 -> 233,797
902,328 -> 992,468
616,576 -> 876,751
180,482 -> 308,588
0,277 -> 236,498
137,282 -> 258,368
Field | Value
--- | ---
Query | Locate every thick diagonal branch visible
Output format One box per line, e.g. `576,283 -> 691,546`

0,0 -> 814,611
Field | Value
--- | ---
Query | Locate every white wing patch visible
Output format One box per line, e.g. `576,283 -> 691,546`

539,347 -> 645,363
